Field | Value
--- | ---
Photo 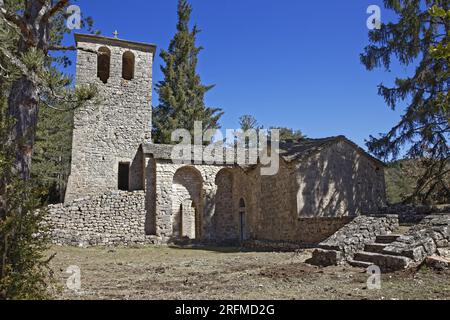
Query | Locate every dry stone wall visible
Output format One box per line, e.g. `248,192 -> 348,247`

370,204 -> 450,224
309,215 -> 399,265
45,191 -> 159,246
383,214 -> 450,263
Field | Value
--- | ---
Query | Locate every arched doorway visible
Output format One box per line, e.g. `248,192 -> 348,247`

172,167 -> 203,239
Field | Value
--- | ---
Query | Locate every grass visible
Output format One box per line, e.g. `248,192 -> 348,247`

48,245 -> 450,300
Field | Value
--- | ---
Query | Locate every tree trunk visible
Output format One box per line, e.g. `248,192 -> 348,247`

7,77 -> 39,180
4,0 -> 51,181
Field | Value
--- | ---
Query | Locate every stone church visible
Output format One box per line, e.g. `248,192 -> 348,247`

47,34 -> 386,247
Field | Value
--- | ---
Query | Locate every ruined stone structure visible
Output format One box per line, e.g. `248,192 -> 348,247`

53,34 -> 388,247
309,213 -> 450,271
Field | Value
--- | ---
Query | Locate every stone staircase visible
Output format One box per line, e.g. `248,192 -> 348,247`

348,234 -> 413,271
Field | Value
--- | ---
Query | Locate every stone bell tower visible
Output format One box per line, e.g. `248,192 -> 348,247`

65,33 -> 156,202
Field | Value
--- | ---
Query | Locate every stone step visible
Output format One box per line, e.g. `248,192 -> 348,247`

375,234 -> 402,244
353,251 -> 412,271
348,259 -> 374,269
364,243 -> 387,254
425,256 -> 450,270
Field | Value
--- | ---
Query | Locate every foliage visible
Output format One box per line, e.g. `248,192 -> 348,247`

361,0 -> 450,204
0,0 -> 97,299
32,106 -> 73,204
429,4 -> 450,113
239,115 -> 261,131
270,127 -> 306,142
0,82 -> 54,300
386,159 -> 450,204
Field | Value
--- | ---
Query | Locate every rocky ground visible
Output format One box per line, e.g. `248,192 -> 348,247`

48,245 -> 450,300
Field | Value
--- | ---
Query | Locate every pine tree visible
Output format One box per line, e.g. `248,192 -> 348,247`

0,0 -> 97,299
361,0 -> 450,204
0,49 -> 54,300
32,106 -> 73,204
270,127 -> 306,142
239,115 -> 261,132
153,0 -> 223,144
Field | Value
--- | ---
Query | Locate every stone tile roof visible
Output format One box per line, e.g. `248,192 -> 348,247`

276,135 -> 385,167
141,143 -> 176,160
75,33 -> 157,55
141,135 -> 384,167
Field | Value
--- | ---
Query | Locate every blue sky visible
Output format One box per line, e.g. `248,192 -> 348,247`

64,0 -> 413,149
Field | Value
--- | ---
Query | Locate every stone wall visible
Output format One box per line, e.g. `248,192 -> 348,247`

308,215 -> 399,265
295,141 -> 386,217
244,217 -> 355,249
151,161 -> 233,243
370,204 -> 450,224
65,35 -> 154,202
213,169 -> 238,241
258,160 -> 297,241
45,191 -> 158,246
257,161 -> 351,244
246,156 -> 386,244
383,214 -> 450,263
148,160 -> 364,246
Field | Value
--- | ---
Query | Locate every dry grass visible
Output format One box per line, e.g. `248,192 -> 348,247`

48,245 -> 450,300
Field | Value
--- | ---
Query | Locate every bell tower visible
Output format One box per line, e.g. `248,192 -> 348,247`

65,33 -> 156,202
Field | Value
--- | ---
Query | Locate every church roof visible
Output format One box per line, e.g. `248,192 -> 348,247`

276,135 -> 385,167
74,33 -> 157,55
141,135 -> 384,167
141,143 -> 181,161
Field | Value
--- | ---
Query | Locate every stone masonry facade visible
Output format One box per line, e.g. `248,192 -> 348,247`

47,34 -> 389,247
45,191 -> 156,246
65,34 -> 154,202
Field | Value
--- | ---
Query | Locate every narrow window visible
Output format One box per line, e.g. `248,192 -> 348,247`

122,51 -> 135,80
239,198 -> 246,242
118,162 -> 130,191
239,198 -> 246,209
97,46 -> 111,84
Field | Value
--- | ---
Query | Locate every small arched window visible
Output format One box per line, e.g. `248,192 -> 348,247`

97,46 -> 111,84
239,198 -> 246,209
122,51 -> 135,80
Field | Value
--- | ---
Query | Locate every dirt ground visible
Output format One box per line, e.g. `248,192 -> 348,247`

48,245 -> 450,300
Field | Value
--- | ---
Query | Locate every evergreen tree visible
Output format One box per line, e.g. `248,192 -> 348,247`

361,0 -> 449,203
429,4 -> 450,90
239,115 -> 261,132
153,0 -> 223,144
32,106 -> 73,204
0,48 -> 54,300
0,0 -> 97,299
385,159 -> 426,204
270,127 -> 306,142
